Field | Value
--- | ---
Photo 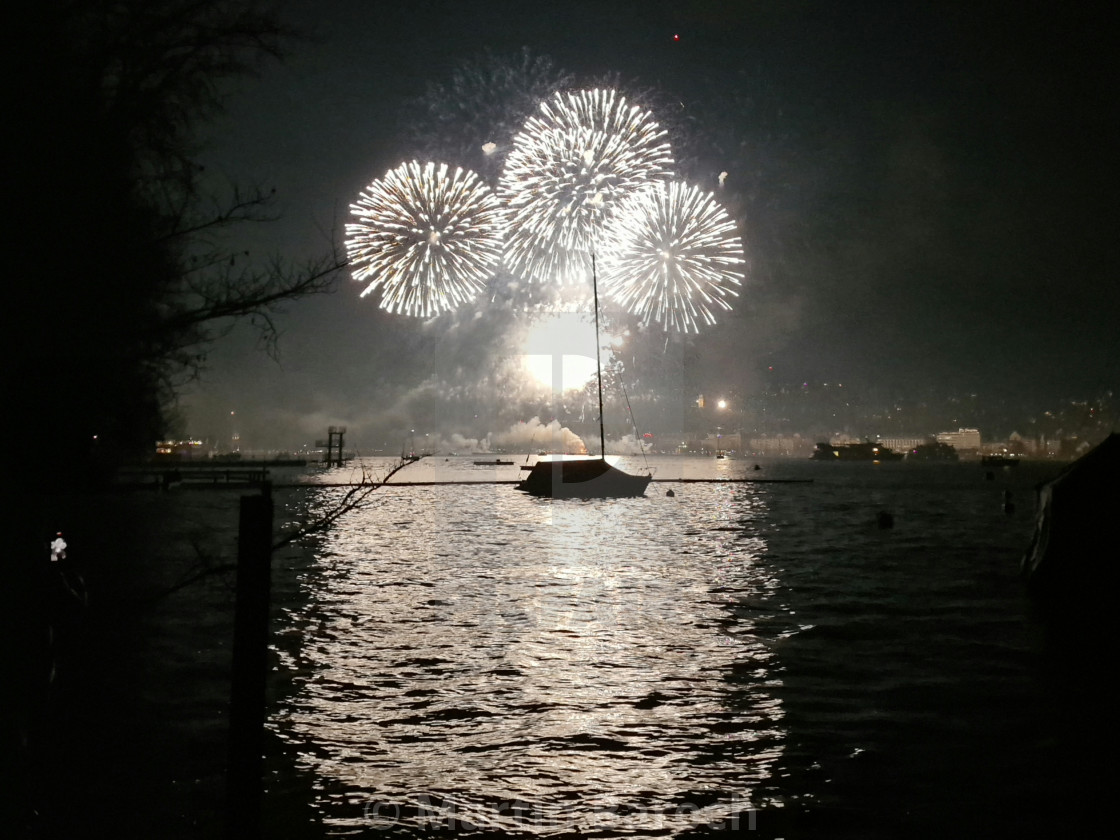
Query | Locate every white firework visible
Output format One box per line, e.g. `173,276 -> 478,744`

600,181 -> 744,333
500,88 -> 674,286
346,161 -> 504,317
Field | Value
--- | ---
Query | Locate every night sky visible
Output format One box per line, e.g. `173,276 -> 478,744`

183,0 -> 1117,451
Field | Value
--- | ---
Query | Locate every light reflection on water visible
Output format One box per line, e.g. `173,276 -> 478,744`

269,455 -> 1095,838
273,457 -> 788,835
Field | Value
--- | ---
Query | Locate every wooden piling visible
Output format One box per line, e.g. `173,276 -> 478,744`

225,481 -> 273,838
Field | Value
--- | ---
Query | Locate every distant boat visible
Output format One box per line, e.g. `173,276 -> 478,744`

982,454 -> 1020,467
517,255 -> 651,499
473,459 -> 514,466
811,441 -> 904,461
401,433 -> 424,462
907,441 -> 960,462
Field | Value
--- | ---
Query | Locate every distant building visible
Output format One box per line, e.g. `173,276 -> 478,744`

746,436 -> 812,456
936,428 -> 981,453
710,432 -> 742,453
684,432 -> 744,454
984,432 -> 1036,457
879,436 -> 927,453
155,439 -> 204,459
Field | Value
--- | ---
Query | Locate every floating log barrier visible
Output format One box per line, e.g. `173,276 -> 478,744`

115,467 -> 270,488
271,477 -> 814,489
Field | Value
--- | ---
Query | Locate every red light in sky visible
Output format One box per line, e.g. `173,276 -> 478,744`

673,34 -> 680,41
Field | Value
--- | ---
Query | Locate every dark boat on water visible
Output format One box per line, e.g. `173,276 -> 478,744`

517,255 -> 651,499
811,441 -> 904,461
907,440 -> 960,461
517,456 -> 652,498
400,433 -> 423,462
473,459 -> 514,466
982,454 -> 1020,467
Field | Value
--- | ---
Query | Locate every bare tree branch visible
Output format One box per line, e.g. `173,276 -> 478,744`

272,459 -> 412,552
133,458 -> 413,605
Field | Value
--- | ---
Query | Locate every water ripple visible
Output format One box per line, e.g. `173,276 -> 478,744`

273,472 -> 785,835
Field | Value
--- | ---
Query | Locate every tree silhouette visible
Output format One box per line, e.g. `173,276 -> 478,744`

7,1 -> 345,479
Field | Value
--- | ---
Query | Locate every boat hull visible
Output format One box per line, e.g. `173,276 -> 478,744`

811,442 -> 904,461
981,455 -> 1020,467
517,459 -> 651,498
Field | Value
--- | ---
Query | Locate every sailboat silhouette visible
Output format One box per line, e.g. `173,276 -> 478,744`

517,255 -> 652,498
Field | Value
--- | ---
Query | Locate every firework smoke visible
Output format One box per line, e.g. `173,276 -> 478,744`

491,416 -> 586,454
401,48 -> 574,179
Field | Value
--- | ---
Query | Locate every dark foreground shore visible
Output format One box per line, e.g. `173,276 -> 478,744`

1,487 -> 321,839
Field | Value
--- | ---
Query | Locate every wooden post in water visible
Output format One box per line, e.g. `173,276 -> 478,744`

225,481 -> 273,838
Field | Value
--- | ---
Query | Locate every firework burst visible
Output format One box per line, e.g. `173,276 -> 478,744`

500,88 -> 674,286
600,181 -> 744,333
346,161 -> 504,317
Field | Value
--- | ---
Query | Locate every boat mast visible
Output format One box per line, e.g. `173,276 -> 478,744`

592,252 -> 606,460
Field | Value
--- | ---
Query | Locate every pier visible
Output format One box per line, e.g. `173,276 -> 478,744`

115,466 -> 271,488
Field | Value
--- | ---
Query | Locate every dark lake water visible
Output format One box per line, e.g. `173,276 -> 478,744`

257,455 -> 1110,838
23,455 -> 1111,838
